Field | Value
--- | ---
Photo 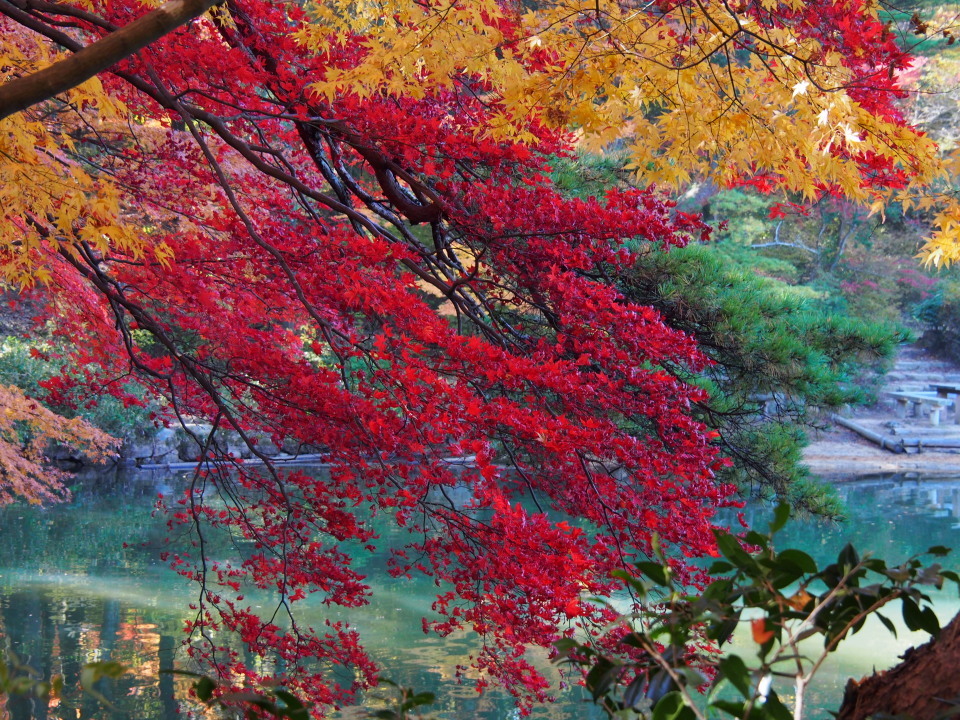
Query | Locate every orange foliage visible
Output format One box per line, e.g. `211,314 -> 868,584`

0,384 -> 118,505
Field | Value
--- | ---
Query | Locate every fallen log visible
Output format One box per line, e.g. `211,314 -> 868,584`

831,415 -> 960,453
908,438 -> 960,449
831,415 -> 906,453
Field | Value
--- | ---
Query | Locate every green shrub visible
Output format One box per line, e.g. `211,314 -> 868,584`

618,243 -> 904,516
0,337 -> 160,442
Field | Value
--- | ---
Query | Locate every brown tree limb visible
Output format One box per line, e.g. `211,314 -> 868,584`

0,0 -> 223,121
836,611 -> 960,720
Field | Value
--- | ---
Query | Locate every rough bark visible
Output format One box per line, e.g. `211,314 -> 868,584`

0,0 -> 222,120
836,611 -> 960,720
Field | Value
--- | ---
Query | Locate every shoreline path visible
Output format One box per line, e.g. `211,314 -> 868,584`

804,344 -> 960,479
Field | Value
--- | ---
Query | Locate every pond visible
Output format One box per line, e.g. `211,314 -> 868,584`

1,469 -> 959,719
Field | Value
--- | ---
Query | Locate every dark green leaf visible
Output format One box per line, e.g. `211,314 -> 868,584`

194,676 -> 217,702
651,691 -> 695,720
78,664 -> 118,709
81,661 -> 127,685
621,632 -> 649,650
927,546 -> 952,557
678,667 -> 707,688
623,674 -> 647,709
702,577 -> 734,600
744,531 -> 769,549
862,558 -> 888,573
874,611 -> 897,638
408,692 -> 435,708
635,561 -> 670,586
710,698 -> 750,719
646,670 -> 676,703
769,568 -> 805,590
611,568 -> 647,593
715,531 -> 741,559
918,605 -> 941,636
715,532 -> 756,571
78,667 -> 100,693
764,689 -> 796,720
553,638 -> 580,657
707,616 -> 740,646
777,549 -> 818,574
838,543 -> 860,569
272,689 -> 310,720
717,655 -> 752,698
585,657 -> 619,700
769,503 -> 791,534
901,595 -> 924,633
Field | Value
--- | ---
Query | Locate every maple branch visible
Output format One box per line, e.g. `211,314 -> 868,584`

0,0 -> 223,120
749,241 -> 820,254
750,221 -> 821,255
215,1 -> 443,225
6,0 -> 507,350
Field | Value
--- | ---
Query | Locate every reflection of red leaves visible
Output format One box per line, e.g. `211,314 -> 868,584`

751,618 -> 775,644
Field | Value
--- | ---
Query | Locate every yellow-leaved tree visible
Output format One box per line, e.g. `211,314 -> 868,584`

0,3 -> 185,287
303,0 -> 954,253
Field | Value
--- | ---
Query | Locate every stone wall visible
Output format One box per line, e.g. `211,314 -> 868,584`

54,423 -> 316,467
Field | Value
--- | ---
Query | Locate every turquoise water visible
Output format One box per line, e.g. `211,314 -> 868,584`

1,469 -> 959,719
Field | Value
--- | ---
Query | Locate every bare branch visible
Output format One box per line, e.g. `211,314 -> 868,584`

751,221 -> 821,255
749,241 -> 821,255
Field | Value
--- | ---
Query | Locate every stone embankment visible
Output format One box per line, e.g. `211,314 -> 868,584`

52,423 -> 317,469
804,345 -> 960,478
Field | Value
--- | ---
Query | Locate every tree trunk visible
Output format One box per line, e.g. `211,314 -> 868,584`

836,611 -> 960,720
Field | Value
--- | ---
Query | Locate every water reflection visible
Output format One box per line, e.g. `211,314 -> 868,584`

0,591 -> 193,720
1,470 -> 959,719
779,474 -> 960,564
0,468 -> 199,720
